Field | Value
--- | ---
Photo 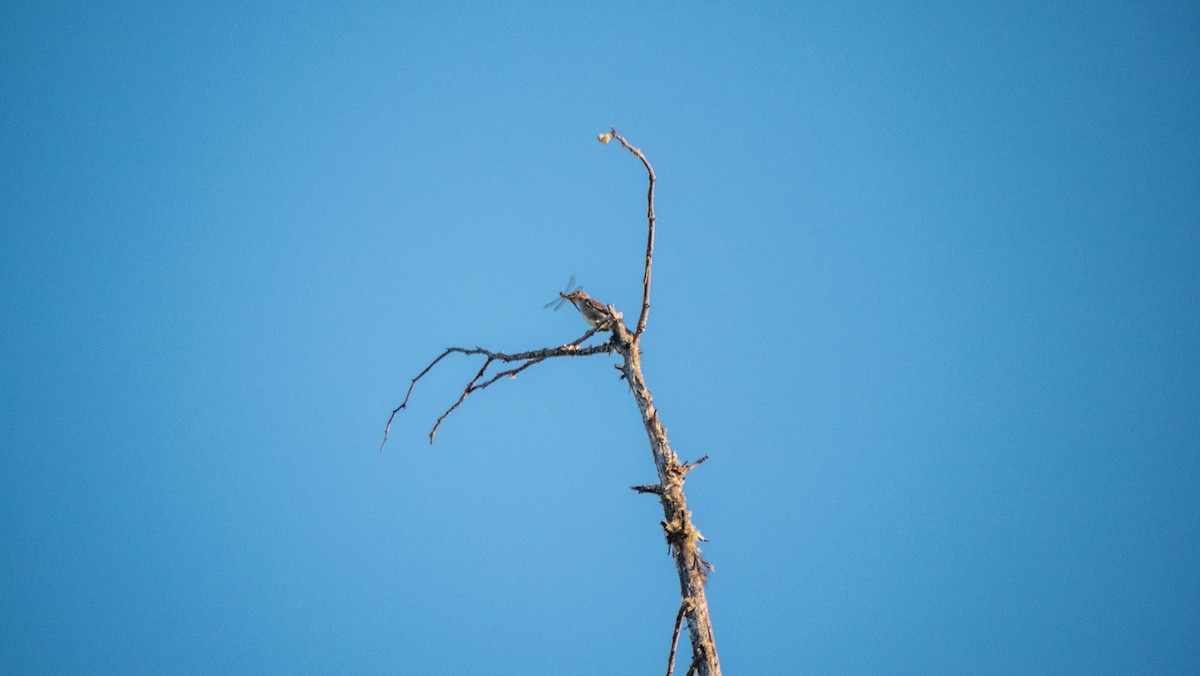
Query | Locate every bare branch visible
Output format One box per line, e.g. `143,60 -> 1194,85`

381,347 -> 459,450
683,455 -> 710,473
428,352 -> 497,444
607,127 -> 656,340
631,484 -> 664,495
381,327 -> 612,449
609,317 -> 721,674
666,600 -> 689,676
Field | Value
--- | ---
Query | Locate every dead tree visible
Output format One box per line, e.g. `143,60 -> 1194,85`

382,128 -> 721,676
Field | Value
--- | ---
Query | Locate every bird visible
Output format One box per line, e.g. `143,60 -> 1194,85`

559,290 -> 615,329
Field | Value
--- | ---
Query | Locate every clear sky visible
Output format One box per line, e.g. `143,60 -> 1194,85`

2,2 -> 1198,674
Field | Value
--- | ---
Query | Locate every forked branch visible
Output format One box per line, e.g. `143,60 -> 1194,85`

381,326 -> 612,447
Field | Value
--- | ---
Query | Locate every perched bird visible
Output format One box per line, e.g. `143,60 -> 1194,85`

560,290 -> 614,329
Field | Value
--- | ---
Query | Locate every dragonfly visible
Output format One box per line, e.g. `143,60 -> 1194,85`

543,274 -> 584,311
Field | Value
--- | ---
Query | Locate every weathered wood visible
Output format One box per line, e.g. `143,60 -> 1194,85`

612,319 -> 720,676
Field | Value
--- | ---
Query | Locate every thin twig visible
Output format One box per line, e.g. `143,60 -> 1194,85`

381,327 -> 612,448
428,354 -> 497,443
382,348 -> 458,450
608,127 -> 656,341
666,600 -> 688,676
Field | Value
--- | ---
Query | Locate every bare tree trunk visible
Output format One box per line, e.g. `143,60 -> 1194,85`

614,319 -> 720,675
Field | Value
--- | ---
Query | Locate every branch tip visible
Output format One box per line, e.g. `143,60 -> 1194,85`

607,127 -> 656,340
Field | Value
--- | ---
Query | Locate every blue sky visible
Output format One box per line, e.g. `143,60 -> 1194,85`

2,2 -> 1198,673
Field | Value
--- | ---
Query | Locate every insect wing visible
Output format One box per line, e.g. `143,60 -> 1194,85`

544,275 -> 581,311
